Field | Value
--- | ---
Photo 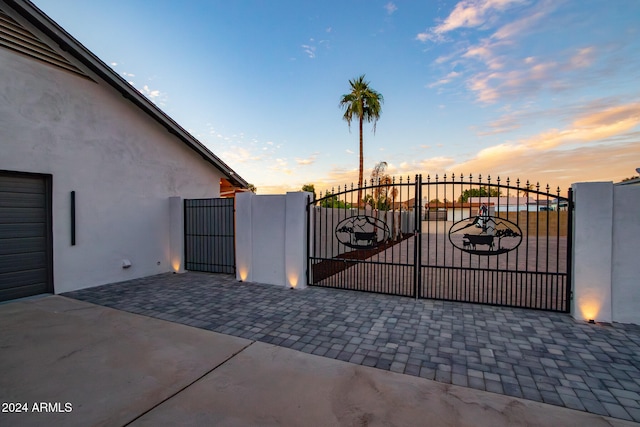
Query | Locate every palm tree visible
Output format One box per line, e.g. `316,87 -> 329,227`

340,75 -> 383,205
519,183 -> 534,199
371,161 -> 395,210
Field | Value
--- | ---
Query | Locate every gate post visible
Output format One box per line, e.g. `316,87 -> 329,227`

235,192 -> 253,282
571,182 -> 613,322
285,191 -> 312,289
169,196 -> 185,273
414,175 -> 422,299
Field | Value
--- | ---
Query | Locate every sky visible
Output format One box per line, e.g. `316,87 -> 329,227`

33,0 -> 640,195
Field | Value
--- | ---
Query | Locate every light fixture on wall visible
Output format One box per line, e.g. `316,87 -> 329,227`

588,319 -> 595,324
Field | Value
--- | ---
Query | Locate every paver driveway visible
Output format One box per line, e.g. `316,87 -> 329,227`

65,272 -> 640,423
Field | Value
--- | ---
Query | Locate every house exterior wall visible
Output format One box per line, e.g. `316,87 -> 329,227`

0,47 -> 224,293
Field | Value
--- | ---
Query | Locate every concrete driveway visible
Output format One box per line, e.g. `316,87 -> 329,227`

0,296 -> 637,426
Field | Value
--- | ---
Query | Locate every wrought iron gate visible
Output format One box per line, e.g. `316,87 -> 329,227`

308,175 -> 573,312
184,198 -> 235,273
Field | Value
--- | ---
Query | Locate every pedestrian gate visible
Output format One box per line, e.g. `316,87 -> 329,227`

308,175 -> 573,312
184,198 -> 235,273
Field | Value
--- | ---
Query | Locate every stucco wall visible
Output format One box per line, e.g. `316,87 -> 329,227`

611,185 -> 640,324
572,182 -> 640,325
235,192 -> 310,289
0,47 -> 224,293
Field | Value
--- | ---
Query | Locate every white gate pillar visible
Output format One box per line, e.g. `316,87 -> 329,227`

285,191 -> 311,289
169,196 -> 185,273
235,192 -> 254,282
571,182 -> 613,322
235,191 -> 311,288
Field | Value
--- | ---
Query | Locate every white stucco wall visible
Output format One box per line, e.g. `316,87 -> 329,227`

571,182 -> 640,325
0,47 -> 224,293
571,182 -> 613,322
251,195 -> 287,286
611,185 -> 640,324
235,192 -> 310,288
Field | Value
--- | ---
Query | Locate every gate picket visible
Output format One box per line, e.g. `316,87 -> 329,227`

184,198 -> 235,274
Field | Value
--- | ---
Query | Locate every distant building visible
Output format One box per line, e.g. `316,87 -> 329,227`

468,197 -> 548,212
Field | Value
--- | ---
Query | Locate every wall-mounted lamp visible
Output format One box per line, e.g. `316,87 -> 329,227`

588,319 -> 595,324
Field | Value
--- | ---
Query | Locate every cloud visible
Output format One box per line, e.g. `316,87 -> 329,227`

417,0 -> 524,42
462,49 -> 602,103
301,44 -> 316,59
415,156 -> 456,172
452,140 -> 640,191
452,102 -> 640,186
491,7 -> 549,40
295,153 -> 318,165
219,147 -> 263,164
140,85 -> 162,100
415,33 -> 431,42
385,2 -> 398,15
568,47 -> 596,70
424,1 -> 578,103
477,114 -> 522,136
137,84 -> 167,106
428,71 -> 462,88
521,103 -> 640,149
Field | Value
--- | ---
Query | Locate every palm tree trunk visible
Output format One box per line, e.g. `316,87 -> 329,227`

358,112 -> 364,207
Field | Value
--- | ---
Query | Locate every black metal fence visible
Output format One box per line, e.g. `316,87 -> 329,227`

184,198 -> 235,274
308,174 -> 573,312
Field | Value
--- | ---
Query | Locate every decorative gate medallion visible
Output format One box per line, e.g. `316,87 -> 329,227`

335,215 -> 390,249
449,215 -> 522,255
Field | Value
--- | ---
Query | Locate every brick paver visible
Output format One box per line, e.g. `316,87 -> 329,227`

65,272 -> 640,423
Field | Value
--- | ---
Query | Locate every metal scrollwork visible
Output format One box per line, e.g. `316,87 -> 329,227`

449,214 -> 522,255
335,215 -> 390,249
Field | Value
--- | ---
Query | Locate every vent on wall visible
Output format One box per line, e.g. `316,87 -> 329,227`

0,7 -> 89,78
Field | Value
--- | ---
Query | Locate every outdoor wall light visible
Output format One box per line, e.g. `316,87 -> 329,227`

287,273 -> 299,289
578,298 -> 601,323
588,319 -> 596,324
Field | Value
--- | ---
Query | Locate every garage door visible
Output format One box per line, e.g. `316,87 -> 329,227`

0,172 -> 52,302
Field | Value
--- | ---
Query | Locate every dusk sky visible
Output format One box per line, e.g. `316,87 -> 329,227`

34,0 -> 640,195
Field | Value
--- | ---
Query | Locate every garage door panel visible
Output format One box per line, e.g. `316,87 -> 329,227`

0,237 -> 46,255
0,282 -> 48,301
0,175 -> 45,193
0,223 -> 46,238
0,252 -> 47,274
0,207 -> 47,223
0,192 -> 45,208
0,269 -> 47,290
